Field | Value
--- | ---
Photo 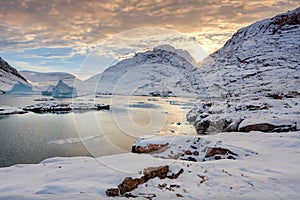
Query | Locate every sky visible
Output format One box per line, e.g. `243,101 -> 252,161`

0,0 -> 298,80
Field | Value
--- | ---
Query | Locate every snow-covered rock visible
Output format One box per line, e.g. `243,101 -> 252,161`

0,106 -> 28,115
23,102 -> 109,113
0,57 -> 29,92
132,134 -> 256,162
187,97 -> 300,134
52,80 -> 77,98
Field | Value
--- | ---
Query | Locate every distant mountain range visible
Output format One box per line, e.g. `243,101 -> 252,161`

19,70 -> 81,91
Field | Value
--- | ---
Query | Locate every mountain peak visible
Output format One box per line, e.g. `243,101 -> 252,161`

153,44 -> 196,64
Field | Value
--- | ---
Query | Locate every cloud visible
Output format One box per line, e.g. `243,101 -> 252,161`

0,0 -> 298,78
0,0 -> 298,53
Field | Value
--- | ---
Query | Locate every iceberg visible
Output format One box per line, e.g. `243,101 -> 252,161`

41,85 -> 55,96
52,80 -> 77,98
6,82 -> 33,94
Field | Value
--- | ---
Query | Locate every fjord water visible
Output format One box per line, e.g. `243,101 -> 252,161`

0,95 -> 196,167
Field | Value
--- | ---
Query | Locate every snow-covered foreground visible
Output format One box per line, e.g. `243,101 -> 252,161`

0,131 -> 299,199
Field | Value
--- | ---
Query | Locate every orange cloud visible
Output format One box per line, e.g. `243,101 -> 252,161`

0,0 -> 298,54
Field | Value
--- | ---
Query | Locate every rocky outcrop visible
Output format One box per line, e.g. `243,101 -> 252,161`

0,106 -> 28,115
132,143 -> 169,153
272,11 -> 300,34
23,102 -> 110,113
106,165 -> 184,197
187,96 -> 299,134
205,147 -> 238,160
132,135 -> 257,163
238,119 -> 297,132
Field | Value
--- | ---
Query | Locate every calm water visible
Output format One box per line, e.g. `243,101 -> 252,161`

0,95 -> 197,167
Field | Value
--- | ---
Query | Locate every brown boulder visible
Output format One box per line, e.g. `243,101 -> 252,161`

118,177 -> 140,195
205,147 -> 238,158
106,188 -> 119,196
239,122 -> 296,132
132,143 -> 169,153
143,165 -> 169,179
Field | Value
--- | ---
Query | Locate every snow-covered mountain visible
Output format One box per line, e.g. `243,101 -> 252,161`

194,7 -> 300,98
0,57 -> 29,92
82,44 -> 201,97
187,7 -> 300,134
20,70 -> 81,91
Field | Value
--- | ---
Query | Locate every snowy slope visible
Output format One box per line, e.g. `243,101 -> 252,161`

0,132 -> 299,199
193,7 -> 300,98
82,45 -> 201,97
20,70 -> 81,91
0,57 -> 29,92
187,7 -> 300,133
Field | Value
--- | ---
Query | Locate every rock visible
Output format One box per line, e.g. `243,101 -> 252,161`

143,165 -> 169,179
222,118 -> 244,132
167,168 -> 184,179
132,143 -> 169,153
176,193 -> 184,197
205,147 -> 238,158
194,120 -> 210,134
184,150 -> 192,155
182,157 -> 197,162
267,93 -> 284,100
118,177 -> 140,195
157,183 -> 167,190
106,188 -> 119,196
239,123 -> 275,132
238,119 -> 297,132
106,165 -> 184,197
23,102 -> 110,113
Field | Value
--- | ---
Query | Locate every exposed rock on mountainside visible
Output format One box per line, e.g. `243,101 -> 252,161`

0,57 -> 29,91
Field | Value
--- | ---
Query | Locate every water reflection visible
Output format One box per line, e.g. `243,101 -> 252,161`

0,95 -> 198,167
